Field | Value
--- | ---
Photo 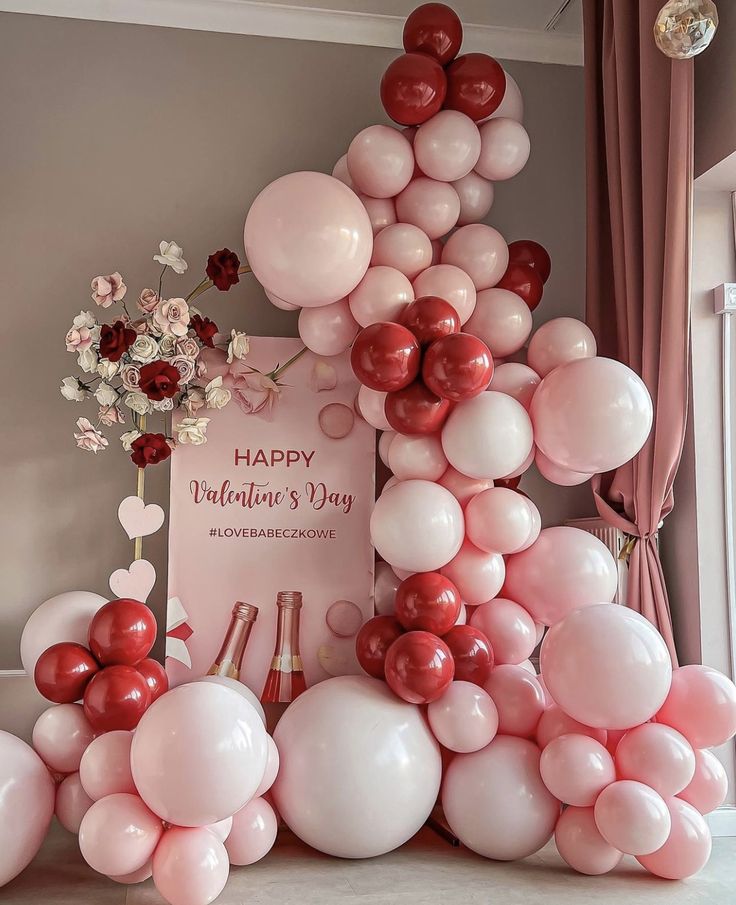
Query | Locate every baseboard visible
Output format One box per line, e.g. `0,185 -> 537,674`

0,669 -> 27,677
706,806 -> 736,836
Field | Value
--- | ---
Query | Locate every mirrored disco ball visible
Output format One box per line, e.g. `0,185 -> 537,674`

654,0 -> 718,59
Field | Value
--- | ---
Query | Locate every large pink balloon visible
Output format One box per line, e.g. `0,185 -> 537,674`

441,225 -> 509,291
298,299 -> 358,356
196,675 -> 266,727
530,357 -> 654,474
637,797 -> 712,880
678,748 -> 728,815
371,223 -> 433,280
535,705 -> 607,749
55,772 -> 94,834
441,392 -> 533,480
79,793 -> 163,876
465,487 -> 536,554
20,590 -> 108,675
442,736 -> 560,860
615,723 -> 695,797
475,118 -> 530,180
527,317 -> 597,377
437,466 -> 495,508
0,731 -> 55,888
371,479 -> 464,572
244,171 -> 372,307
483,665 -> 546,737
388,432 -> 448,481
452,171 -> 494,225
131,682 -> 268,827
470,598 -> 536,665
348,265 -> 414,327
359,194 -> 397,235
225,797 -> 278,866
32,703 -> 96,774
395,178 -> 460,240
414,110 -> 481,182
594,781 -> 671,856
427,681 -> 498,753
153,827 -> 229,905
79,730 -> 135,801
555,806 -> 623,876
488,362 -> 540,409
540,734 -> 615,806
441,540 -> 505,606
465,288 -> 532,357
504,527 -> 618,627
656,664 -> 736,748
541,604 -> 673,729
347,125 -> 414,198
413,263 -> 477,323
535,448 -> 593,486
264,288 -> 299,311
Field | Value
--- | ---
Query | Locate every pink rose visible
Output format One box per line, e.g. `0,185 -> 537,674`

175,336 -> 200,359
169,355 -> 196,385
98,405 -> 125,426
152,298 -> 190,337
120,364 -> 141,391
74,417 -> 108,453
232,372 -> 281,420
138,288 -> 160,313
65,326 -> 94,353
91,272 -> 127,308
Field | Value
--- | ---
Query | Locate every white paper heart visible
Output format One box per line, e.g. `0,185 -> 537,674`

109,559 -> 156,602
117,496 -> 165,541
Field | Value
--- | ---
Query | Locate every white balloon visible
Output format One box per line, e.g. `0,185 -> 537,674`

527,317 -> 597,377
465,288 -> 533,357
388,433 -> 448,481
475,118 -> 530,181
374,561 -> 401,616
357,385 -> 391,431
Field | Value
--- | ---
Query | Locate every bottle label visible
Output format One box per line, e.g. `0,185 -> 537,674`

207,660 -> 239,680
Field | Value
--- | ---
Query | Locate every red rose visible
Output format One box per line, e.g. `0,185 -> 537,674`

99,320 -> 136,362
190,314 -> 218,348
130,432 -> 172,468
139,360 -> 180,401
206,248 -> 240,291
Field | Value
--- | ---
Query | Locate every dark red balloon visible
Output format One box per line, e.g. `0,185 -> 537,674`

83,665 -> 151,732
444,625 -> 494,686
34,642 -> 99,704
385,379 -> 452,434
136,657 -> 169,703
394,572 -> 461,636
508,240 -> 552,284
88,598 -> 157,667
422,333 -> 494,402
380,53 -> 447,126
444,53 -> 506,122
496,263 -> 544,312
384,631 -> 455,704
401,296 -> 460,347
402,3 -> 463,66
351,322 -> 421,393
355,615 -> 404,679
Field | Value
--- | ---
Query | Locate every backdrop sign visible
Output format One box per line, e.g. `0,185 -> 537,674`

166,337 -> 375,695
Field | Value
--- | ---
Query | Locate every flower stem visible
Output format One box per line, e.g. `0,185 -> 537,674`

270,346 -> 308,380
133,413 -> 147,562
185,264 -> 253,305
157,265 -> 167,298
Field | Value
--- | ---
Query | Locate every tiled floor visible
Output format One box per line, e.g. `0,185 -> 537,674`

3,821 -> 735,905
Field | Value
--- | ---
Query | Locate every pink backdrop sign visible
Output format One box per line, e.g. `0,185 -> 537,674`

166,337 -> 375,695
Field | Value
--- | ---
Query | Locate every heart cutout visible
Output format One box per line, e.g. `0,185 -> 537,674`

118,496 -> 165,541
109,559 -> 156,603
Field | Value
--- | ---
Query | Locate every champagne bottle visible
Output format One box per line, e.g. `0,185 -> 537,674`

261,591 -> 307,703
207,602 -> 259,679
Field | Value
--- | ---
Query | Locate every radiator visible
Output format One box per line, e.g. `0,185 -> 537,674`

565,517 -> 630,606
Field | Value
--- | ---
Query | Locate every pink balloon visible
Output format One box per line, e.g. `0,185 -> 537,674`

437,466 -> 495,508
465,487 -> 536,554
395,178 -> 460,240
504,526 -> 618,626
412,263 -> 477,323
678,748 -> 728,815
452,172 -> 494,225
206,817 -> 233,843
500,446 -> 535,481
225,797 -> 278,866
442,539 -> 505,606
244,171 -> 372,307
55,772 -> 94,834
527,317 -> 597,377
483,665 -> 546,737
427,681 -> 498,753
255,736 -> 280,798
414,111 -> 481,182
79,730 -> 135,801
441,391 -> 533,480
516,500 -> 541,551
359,194 -> 397,235
441,225 -> 509,291
465,288 -> 533,357
536,705 -> 608,749
20,590 -> 107,676
347,125 -> 414,198
196,676 -> 266,727
32,703 -> 96,774
535,448 -> 593,486
331,153 -> 354,189
348,265 -> 414,327
79,793 -> 163,876
531,356 -> 653,474
615,723 -> 695,797
489,362 -> 540,409
475,118 -> 530,181
656,664 -> 736,749
637,797 -> 712,880
388,432 -> 448,481
0,731 -> 55,888
264,289 -> 299,311
374,561 -> 401,616
555,806 -> 623,875
594,780 -> 671,856
442,736 -> 560,860
540,734 -> 615,806
378,430 -> 396,467
470,598 -> 536,665
371,223 -> 433,280
356,385 -> 391,431
489,70 -> 524,122
108,860 -> 153,885
298,298 -> 358,356
153,827 -> 229,905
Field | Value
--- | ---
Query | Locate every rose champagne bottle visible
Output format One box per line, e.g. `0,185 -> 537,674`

207,602 -> 259,679
261,591 -> 307,703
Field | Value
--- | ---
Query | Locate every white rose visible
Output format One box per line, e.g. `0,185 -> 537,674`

154,240 -> 188,274
124,392 -> 151,415
184,387 -> 206,415
158,334 -> 179,357
205,376 -> 231,410
77,347 -> 99,373
97,359 -> 119,379
152,397 -> 174,412
120,429 -> 142,452
72,310 -> 96,330
60,377 -> 87,402
130,334 -> 160,364
94,382 -> 119,407
227,330 -> 250,364
175,416 -> 210,446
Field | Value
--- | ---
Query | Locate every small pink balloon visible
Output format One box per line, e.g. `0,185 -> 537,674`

79,730 -> 136,801
413,263 -> 477,324
347,125 -> 414,199
441,225 -> 509,291
465,487 -> 537,554
226,797 -> 278,866
475,118 -> 530,181
299,299 -> 358,357
536,705 -> 608,750
357,385 -> 391,431
678,748 -> 728,815
540,734 -> 615,806
489,362 -> 540,409
489,70 -> 524,122
371,223 -> 433,280
388,432 -> 448,481
656,664 -> 736,749
414,110 -> 481,182
32,703 -> 96,774
359,194 -> 397,235
500,447 -> 535,481
594,781 -> 671,855
527,317 -> 597,377
470,599 -> 536,665
483,665 -> 546,738
637,797 -> 712,879
348,266 -> 414,327
153,827 -> 229,905
555,806 -> 623,876
378,430 -> 396,467
516,499 -> 541,551
395,178 -> 461,240
108,860 -> 153,885
318,403 -> 355,439
452,172 -> 494,225
79,793 -> 163,877
207,817 -> 233,843
442,539 -> 505,606
55,772 -> 94,834
535,448 -> 593,486
427,681 -> 498,753
255,736 -> 280,798
264,289 -> 299,311
615,723 -> 695,797
465,288 -> 533,357
374,561 -> 401,616
331,153 -> 354,189
437,466 -> 495,508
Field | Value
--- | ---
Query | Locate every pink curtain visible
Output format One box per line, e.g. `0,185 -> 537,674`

583,0 -> 693,662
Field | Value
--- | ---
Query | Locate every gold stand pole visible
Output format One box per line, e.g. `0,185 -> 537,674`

133,413 -> 147,562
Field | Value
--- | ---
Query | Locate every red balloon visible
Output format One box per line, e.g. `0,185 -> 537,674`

34,642 -> 99,704
400,296 -> 460,347
380,53 -> 447,126
444,53 -> 506,122
83,665 -> 151,732
508,240 -> 552,284
384,631 -> 455,704
136,657 -> 169,703
402,3 -> 463,66
443,625 -> 494,685
355,615 -> 404,679
351,322 -> 421,393
87,598 -> 157,667
385,379 -> 452,434
496,263 -> 544,312
394,572 -> 461,636
422,333 -> 494,401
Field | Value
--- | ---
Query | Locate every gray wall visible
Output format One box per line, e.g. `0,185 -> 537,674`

695,0 -> 736,177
